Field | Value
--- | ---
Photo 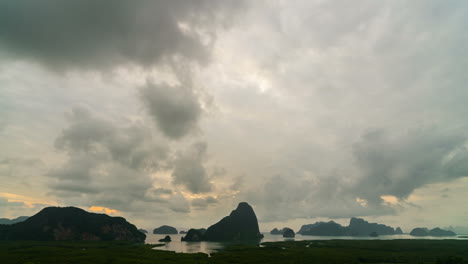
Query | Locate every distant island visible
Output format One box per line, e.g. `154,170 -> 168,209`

410,227 -> 456,237
298,217 -> 404,236
282,228 -> 295,238
0,207 -> 145,242
153,225 -> 178,234
270,227 -> 295,236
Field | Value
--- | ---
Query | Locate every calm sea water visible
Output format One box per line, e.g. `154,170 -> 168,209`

146,233 -> 468,254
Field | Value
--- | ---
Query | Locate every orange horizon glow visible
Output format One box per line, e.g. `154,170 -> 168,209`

89,206 -> 118,215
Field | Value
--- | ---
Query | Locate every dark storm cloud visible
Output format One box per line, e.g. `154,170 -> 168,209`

139,81 -> 202,139
171,142 -> 212,193
0,0 -> 244,70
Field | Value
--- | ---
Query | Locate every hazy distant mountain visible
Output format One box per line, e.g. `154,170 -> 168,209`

0,216 -> 28,225
410,227 -> 456,237
428,228 -> 456,237
0,207 -> 145,242
348,217 -> 396,236
445,226 -> 468,235
395,227 -> 404,234
204,202 -> 263,241
270,228 -> 283,235
298,221 -> 348,236
153,225 -> 177,234
298,218 -> 400,236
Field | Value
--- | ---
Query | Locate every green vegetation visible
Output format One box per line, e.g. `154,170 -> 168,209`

1,239 -> 468,264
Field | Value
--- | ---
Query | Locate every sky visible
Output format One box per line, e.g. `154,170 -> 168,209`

1,0 -> 468,232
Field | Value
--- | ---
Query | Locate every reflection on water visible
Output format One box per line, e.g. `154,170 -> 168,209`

146,233 -> 468,254
146,234 -> 260,254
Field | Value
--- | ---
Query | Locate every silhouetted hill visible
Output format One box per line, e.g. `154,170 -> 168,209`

181,228 -> 206,241
270,228 -> 282,235
299,221 -> 348,236
153,225 -> 177,234
348,217 -> 396,236
158,235 -> 171,242
0,216 -> 28,225
204,202 -> 263,241
409,227 -> 456,237
410,228 -> 429,237
0,207 -> 145,242
298,218 -> 401,236
429,228 -> 456,237
138,229 -> 148,234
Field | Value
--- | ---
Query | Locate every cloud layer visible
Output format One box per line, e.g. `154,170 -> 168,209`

1,1 -> 468,230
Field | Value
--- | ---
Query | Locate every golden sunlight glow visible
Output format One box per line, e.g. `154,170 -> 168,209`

0,192 -> 57,208
180,192 -> 218,200
355,197 -> 368,207
380,195 -> 399,205
89,206 -> 118,215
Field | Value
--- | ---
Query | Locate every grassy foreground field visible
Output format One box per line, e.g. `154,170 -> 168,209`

1,239 -> 467,264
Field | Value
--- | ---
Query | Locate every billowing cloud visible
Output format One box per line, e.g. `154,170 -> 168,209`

55,107 -> 169,170
191,196 -> 218,210
352,128 -> 468,204
140,81 -> 202,139
171,142 -> 212,194
48,107 -> 173,213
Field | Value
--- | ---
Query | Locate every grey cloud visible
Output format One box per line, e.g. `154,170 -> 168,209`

191,196 -> 218,209
0,119 -> 6,133
151,188 -> 173,195
171,142 -> 212,193
140,82 -> 202,139
55,107 -> 169,171
0,197 -> 24,208
48,107 -> 174,213
48,154 -> 98,193
0,0 -> 245,70
352,128 -> 468,204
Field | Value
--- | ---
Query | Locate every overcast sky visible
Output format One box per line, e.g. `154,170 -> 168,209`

1,0 -> 467,232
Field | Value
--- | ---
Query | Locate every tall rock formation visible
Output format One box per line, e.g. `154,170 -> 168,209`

204,202 -> 263,241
